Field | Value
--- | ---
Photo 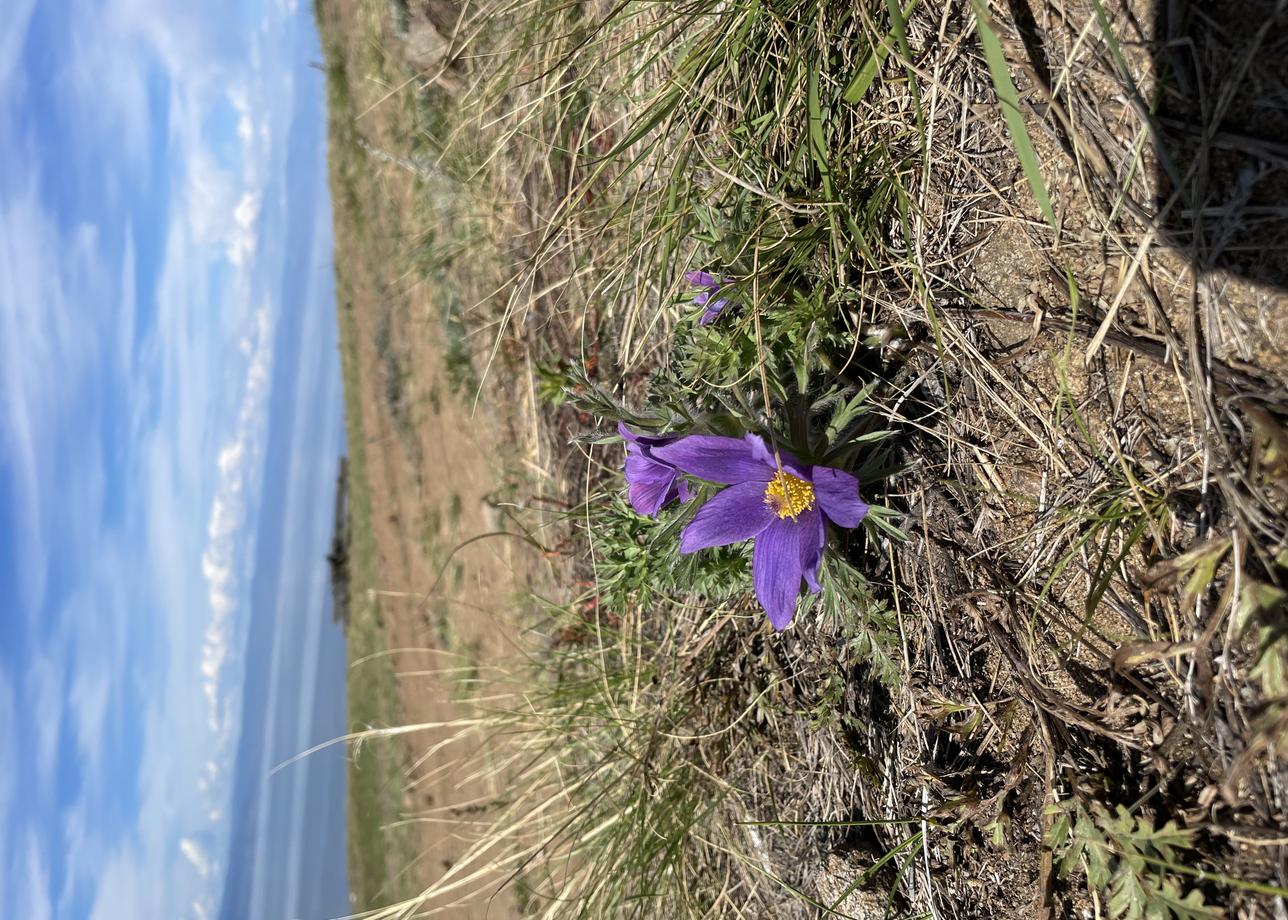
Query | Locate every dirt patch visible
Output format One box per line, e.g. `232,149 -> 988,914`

319,0 -> 549,914
349,264 -> 538,919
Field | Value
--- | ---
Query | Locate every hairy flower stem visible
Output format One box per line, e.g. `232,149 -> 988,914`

750,242 -> 785,477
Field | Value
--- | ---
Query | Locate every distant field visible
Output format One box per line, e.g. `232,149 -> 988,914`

319,0 -> 539,914
318,1 -> 420,907
337,300 -> 420,910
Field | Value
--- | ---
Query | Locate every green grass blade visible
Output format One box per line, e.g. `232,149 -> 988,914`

971,0 -> 1057,230
844,5 -> 898,103
841,42 -> 887,106
842,0 -> 919,105
807,59 -> 829,174
808,56 -> 842,249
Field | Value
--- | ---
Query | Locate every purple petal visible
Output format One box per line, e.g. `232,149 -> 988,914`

753,516 -> 820,630
620,421 -> 687,452
628,479 -> 674,517
678,481 -> 775,553
693,290 -> 711,307
625,449 -> 681,517
813,466 -> 869,528
685,270 -> 717,288
677,478 -> 694,503
651,434 -> 774,484
698,298 -> 730,325
801,507 -> 825,593
746,434 -> 810,480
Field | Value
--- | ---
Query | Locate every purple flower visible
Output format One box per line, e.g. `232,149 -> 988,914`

685,270 -> 733,325
619,422 -> 695,517
650,433 -> 869,629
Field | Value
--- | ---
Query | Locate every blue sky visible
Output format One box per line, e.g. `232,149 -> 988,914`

0,0 -> 349,917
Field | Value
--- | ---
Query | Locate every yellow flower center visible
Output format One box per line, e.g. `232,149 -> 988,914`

763,470 -> 815,520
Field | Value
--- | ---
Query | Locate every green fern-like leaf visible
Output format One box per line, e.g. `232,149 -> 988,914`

1148,878 -> 1220,920
1077,807 -> 1114,892
1048,801 -> 1216,920
822,381 -> 877,446
1133,817 -> 1197,866
1107,868 -> 1148,919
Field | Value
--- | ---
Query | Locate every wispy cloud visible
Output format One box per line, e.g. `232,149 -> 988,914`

68,651 -> 112,767
0,674 -> 51,919
0,673 -> 15,894
228,191 -> 263,267
180,837 -> 215,880
0,181 -> 87,626
0,0 -> 37,90
87,842 -> 153,920
23,653 -> 63,779
201,303 -> 275,726
16,833 -> 52,920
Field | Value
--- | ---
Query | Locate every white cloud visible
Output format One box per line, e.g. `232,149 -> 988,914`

0,0 -> 37,90
117,228 -> 139,389
184,146 -> 248,255
23,654 -> 62,778
0,174 -> 110,626
179,838 -> 213,879
60,0 -> 153,167
105,0 -> 230,87
74,42 -> 283,916
168,118 -> 264,271
0,98 -> 223,920
0,188 -> 57,621
234,190 -> 261,229
16,833 -> 52,920
0,671 -> 15,891
69,658 -> 111,766
228,191 -> 262,266
87,845 -> 149,920
200,305 -> 275,707
55,804 -> 92,915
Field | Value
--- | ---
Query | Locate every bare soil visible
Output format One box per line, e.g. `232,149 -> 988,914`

348,269 -> 538,919
320,0 -> 549,914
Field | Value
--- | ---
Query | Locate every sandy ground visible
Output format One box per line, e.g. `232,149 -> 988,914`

347,262 -> 543,917
317,0 -> 553,911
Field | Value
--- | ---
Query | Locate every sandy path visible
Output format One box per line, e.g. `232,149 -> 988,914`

350,274 -> 540,917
